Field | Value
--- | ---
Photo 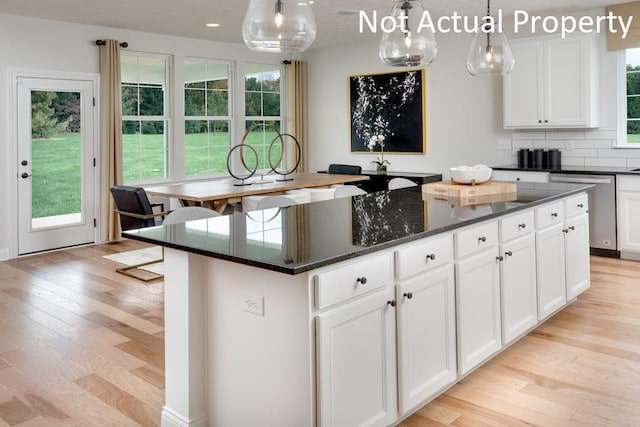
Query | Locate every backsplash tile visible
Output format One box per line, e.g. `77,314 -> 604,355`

509,128 -> 640,168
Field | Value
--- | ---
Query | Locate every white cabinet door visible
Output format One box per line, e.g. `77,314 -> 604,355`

316,287 -> 397,427
544,36 -> 593,127
455,247 -> 502,375
396,265 -> 456,415
618,190 -> 640,253
503,38 -> 544,127
536,224 -> 567,320
500,234 -> 538,344
565,214 -> 591,300
504,35 -> 597,129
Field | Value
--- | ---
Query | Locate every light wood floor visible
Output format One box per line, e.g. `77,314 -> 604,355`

0,245 -> 638,426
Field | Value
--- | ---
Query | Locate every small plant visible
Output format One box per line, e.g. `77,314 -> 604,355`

368,134 -> 390,169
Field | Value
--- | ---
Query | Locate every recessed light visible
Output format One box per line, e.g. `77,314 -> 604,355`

206,23 -> 220,28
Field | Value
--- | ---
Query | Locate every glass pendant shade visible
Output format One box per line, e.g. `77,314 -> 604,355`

466,7 -> 515,76
242,0 -> 316,53
379,0 -> 438,67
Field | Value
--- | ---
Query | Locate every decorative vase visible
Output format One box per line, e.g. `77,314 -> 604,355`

377,164 -> 387,174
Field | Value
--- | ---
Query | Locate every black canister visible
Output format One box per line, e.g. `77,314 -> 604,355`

531,149 -> 544,168
517,149 -> 530,168
547,149 -> 562,169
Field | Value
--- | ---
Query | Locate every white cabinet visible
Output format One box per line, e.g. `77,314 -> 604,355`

455,245 -> 501,375
396,265 -> 456,415
492,170 -> 549,183
618,175 -> 640,257
316,287 -> 397,427
536,223 -> 567,319
499,210 -> 538,345
565,213 -> 590,300
504,34 -> 598,129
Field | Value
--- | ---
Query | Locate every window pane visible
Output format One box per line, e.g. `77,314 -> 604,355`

185,120 -> 231,176
207,90 -> 229,116
121,85 -> 139,116
245,92 -> 261,116
139,85 -> 165,116
245,120 -> 281,170
185,89 -> 205,116
122,120 -> 167,181
263,93 -> 280,116
627,96 -> 640,120
627,120 -> 640,143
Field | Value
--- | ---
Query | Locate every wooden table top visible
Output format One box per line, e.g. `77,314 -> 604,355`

144,172 -> 369,203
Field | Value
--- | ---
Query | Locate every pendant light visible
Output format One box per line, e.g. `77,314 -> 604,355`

379,0 -> 438,67
242,0 -> 316,53
466,0 -> 514,76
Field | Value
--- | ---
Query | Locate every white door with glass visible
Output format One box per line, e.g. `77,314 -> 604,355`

17,77 -> 96,255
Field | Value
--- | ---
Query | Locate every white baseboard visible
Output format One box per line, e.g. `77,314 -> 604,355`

161,407 -> 206,427
0,248 -> 9,261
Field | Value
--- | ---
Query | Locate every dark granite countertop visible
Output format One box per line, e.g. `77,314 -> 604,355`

493,164 -> 640,175
123,183 -> 592,275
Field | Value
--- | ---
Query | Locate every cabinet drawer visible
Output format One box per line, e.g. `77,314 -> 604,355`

315,252 -> 393,309
454,221 -> 499,258
535,201 -> 564,229
493,170 -> 549,183
564,193 -> 588,218
395,235 -> 453,280
500,210 -> 534,242
618,175 -> 640,191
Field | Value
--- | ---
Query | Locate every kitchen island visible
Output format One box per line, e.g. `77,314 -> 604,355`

124,183 -> 592,427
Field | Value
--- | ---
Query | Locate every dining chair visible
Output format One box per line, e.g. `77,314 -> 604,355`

110,185 -> 171,282
163,206 -> 221,225
327,164 -> 362,175
388,177 -> 418,190
255,195 -> 299,210
110,185 -> 169,231
333,185 -> 367,199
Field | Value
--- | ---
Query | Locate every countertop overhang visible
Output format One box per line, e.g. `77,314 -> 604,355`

123,183 -> 593,275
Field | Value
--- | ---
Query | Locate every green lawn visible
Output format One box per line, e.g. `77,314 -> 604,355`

32,132 -> 282,218
627,134 -> 640,143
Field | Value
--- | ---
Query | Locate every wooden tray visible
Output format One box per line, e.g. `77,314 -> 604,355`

422,180 -> 517,198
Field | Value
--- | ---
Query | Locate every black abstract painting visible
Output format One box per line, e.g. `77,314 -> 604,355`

350,69 -> 425,154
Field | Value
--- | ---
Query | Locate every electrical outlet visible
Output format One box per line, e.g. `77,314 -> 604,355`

497,139 -> 512,150
240,292 -> 264,316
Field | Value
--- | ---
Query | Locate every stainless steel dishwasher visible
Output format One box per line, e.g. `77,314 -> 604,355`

549,173 -> 618,257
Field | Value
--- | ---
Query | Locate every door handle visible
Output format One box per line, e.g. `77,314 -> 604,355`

21,172 -> 31,179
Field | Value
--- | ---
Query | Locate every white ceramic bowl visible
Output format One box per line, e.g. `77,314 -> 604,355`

450,165 -> 493,184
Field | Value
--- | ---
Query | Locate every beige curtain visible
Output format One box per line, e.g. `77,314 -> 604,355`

607,2 -> 640,51
285,60 -> 309,172
98,40 -> 124,242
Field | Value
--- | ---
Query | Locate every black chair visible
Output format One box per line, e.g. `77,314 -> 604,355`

327,164 -> 362,175
110,185 -> 168,231
110,185 -> 170,281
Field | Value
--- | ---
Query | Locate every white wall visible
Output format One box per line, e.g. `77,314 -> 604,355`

303,32 -> 514,175
0,13 -> 286,258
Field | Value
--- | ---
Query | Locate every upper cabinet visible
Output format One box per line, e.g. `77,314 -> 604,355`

503,34 -> 599,129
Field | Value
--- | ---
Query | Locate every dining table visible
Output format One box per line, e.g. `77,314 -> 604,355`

144,172 -> 370,213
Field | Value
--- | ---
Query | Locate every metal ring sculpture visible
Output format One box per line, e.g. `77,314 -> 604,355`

226,143 -> 258,186
268,132 -> 301,182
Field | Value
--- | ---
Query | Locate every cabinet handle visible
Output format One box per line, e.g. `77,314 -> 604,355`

403,292 -> 413,300
578,204 -> 584,208
518,223 -> 526,229
516,177 -> 521,181
387,300 -> 397,307
545,120 -> 549,123
504,251 -> 513,257
496,256 -> 504,261
356,277 -> 367,285
538,120 -> 542,124
478,236 -> 487,243
425,253 -> 436,262
569,226 -> 575,231
551,213 -> 558,218
562,228 -> 569,234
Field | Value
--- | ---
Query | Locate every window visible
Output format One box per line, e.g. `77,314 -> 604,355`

121,53 -> 170,181
244,64 -> 283,171
184,59 -> 232,176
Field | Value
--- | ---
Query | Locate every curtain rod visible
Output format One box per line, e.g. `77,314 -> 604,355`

95,40 -> 128,48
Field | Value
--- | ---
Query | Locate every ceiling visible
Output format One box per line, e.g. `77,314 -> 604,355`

0,0 -> 633,50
